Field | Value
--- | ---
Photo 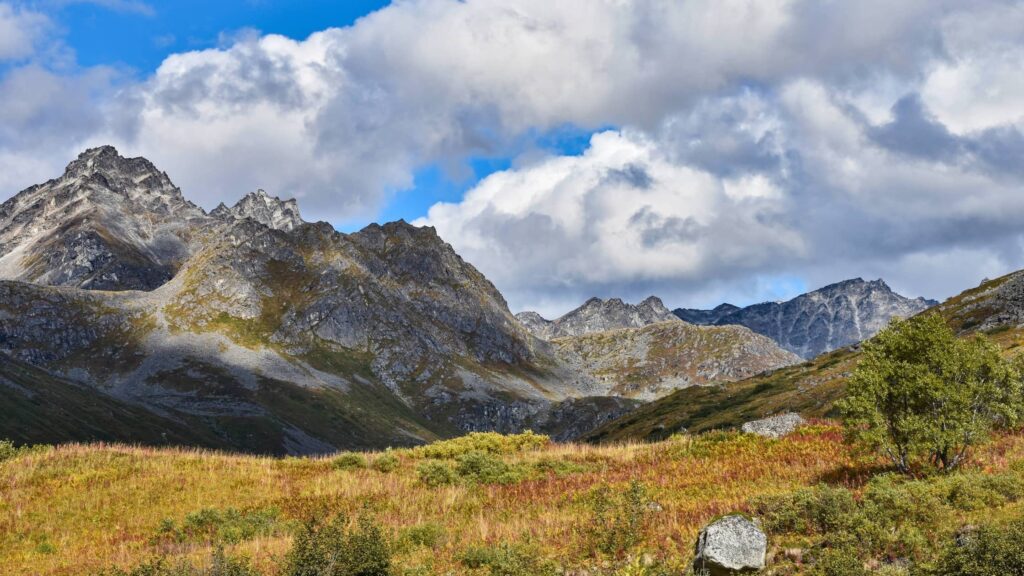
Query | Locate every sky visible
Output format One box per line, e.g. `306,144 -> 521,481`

2,1 -> 1024,318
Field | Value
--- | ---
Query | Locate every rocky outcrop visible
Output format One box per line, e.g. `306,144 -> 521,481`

741,412 -> 806,438
676,279 -> 936,359
694,515 -> 767,575
210,189 -> 304,232
517,296 -> 679,340
0,146 -> 212,291
553,321 -> 800,400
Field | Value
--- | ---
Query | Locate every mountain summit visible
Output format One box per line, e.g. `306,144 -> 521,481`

211,189 -> 304,232
517,296 -> 678,340
675,278 -> 937,358
0,146 -> 209,290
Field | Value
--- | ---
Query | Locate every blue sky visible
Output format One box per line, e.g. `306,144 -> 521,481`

47,1 -> 603,234
59,1 -> 390,71
3,0 -> 1024,316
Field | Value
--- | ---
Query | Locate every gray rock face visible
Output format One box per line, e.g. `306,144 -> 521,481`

0,146 -> 213,291
741,412 -> 806,438
676,279 -> 937,359
943,270 -> 1024,333
211,189 -> 304,232
517,296 -> 679,340
694,515 -> 767,575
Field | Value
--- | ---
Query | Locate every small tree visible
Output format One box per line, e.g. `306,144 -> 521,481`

839,314 -> 1023,473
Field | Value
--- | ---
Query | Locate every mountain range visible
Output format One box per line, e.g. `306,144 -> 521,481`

0,147 -> 797,452
673,278 -> 937,358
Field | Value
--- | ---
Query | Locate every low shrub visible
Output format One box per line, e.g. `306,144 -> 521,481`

372,453 -> 400,473
153,507 -> 283,545
813,547 -> 868,576
416,460 -> 456,487
586,480 -> 652,557
409,431 -> 549,459
454,450 -> 527,485
460,543 -> 559,576
923,518 -> 1024,576
333,452 -> 368,471
98,547 -> 259,576
283,513 -> 391,576
397,523 -> 445,551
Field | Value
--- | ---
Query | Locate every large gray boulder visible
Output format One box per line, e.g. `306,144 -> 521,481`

741,413 -> 806,439
694,515 -> 767,575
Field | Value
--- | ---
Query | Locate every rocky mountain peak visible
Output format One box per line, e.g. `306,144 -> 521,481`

212,189 -> 304,232
0,146 -> 211,291
518,295 -> 680,340
675,277 -> 938,359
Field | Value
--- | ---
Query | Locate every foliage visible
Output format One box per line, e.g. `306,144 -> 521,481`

459,543 -> 559,576
371,453 -> 400,473
416,450 -> 532,486
586,480 -> 652,557
283,513 -> 391,576
415,460 -> 457,487
812,547 -> 868,576
98,548 -> 259,576
839,314 -> 1024,472
333,453 -> 368,471
154,507 -> 284,545
396,523 -> 445,551
923,518 -> 1024,576
406,431 -> 549,459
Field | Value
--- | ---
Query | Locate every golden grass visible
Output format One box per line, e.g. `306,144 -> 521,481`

3,427 -> 1024,575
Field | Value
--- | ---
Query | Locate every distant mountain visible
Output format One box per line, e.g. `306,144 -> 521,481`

516,296 -> 679,340
552,321 -> 799,401
673,303 -> 741,325
588,274 -> 1021,444
673,278 -> 937,359
518,295 -> 798,399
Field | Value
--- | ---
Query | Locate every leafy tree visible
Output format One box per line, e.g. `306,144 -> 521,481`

839,314 -> 1023,473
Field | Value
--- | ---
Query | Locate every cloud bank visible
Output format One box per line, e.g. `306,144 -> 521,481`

2,0 -> 1024,314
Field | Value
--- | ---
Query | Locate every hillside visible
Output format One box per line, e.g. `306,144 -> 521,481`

3,428 -> 1024,576
552,321 -> 800,400
591,272 -> 1024,444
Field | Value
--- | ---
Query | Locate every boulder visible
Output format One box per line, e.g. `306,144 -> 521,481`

694,515 -> 767,575
741,413 -> 806,439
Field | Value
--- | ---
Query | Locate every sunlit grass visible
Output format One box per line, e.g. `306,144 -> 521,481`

3,426 -> 1024,575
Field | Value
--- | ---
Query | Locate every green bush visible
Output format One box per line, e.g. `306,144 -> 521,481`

454,450 -> 527,485
416,460 -> 457,487
397,523 -> 445,551
372,453 -> 400,473
283,513 -> 391,576
0,439 -> 18,462
587,480 -> 652,556
460,543 -> 559,576
409,431 -> 549,459
153,507 -> 283,545
753,485 -> 859,535
333,453 -> 368,471
813,547 -> 868,576
924,518 -> 1024,576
